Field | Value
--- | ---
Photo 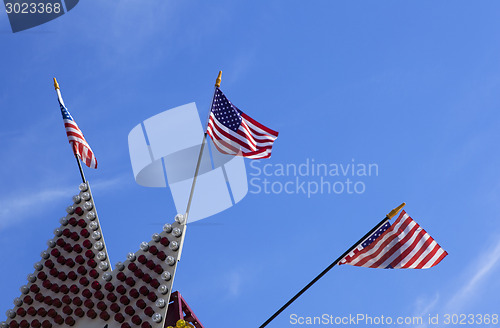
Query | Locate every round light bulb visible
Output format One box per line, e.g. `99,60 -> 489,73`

82,192 -> 91,201
89,221 -> 99,230
115,262 -> 125,271
47,239 -> 56,248
163,224 -> 172,233
40,251 -> 50,259
27,274 -> 36,283
152,313 -> 162,323
13,298 -> 23,306
83,201 -> 93,211
176,319 -> 186,327
72,195 -> 81,204
102,272 -> 112,281
140,242 -> 149,251
60,217 -> 69,226
158,285 -> 168,295
161,272 -> 171,281
166,256 -> 176,266
127,253 -> 136,261
169,241 -> 179,251
99,262 -> 109,271
155,298 -> 165,308
66,205 -> 75,214
174,214 -> 185,224
6,310 -> 15,319
172,228 -> 182,238
79,182 -> 88,191
152,233 -> 161,242
34,262 -> 43,271
20,286 -> 29,294
97,251 -> 107,261
93,241 -> 104,251
86,212 -> 96,221
92,231 -> 101,240
53,228 -> 63,237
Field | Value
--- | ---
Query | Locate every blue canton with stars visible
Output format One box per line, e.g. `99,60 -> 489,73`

361,221 -> 390,248
59,100 -> 74,121
211,88 -> 242,132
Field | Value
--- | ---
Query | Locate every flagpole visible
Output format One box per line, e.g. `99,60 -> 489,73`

258,202 -> 406,328
74,154 -> 87,183
54,78 -> 87,184
184,71 -> 222,219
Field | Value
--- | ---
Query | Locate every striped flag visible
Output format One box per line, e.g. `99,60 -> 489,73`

339,210 -> 447,269
207,88 -> 278,159
56,87 -> 98,169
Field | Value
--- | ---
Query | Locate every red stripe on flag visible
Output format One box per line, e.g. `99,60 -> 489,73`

241,112 -> 279,136
415,244 -> 442,269
369,219 -> 419,268
388,228 -> 427,268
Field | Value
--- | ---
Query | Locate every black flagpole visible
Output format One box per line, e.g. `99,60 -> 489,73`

74,154 -> 87,183
258,202 -> 406,328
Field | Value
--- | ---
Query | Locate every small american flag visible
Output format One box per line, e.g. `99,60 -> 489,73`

57,89 -> 98,169
339,210 -> 447,269
207,88 -> 278,159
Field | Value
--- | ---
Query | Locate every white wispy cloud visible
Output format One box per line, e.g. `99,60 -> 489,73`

89,176 -> 126,191
414,236 -> 500,327
0,176 -> 126,231
444,237 -> 500,312
413,292 -> 440,320
225,269 -> 243,297
220,262 -> 261,299
0,186 -> 75,229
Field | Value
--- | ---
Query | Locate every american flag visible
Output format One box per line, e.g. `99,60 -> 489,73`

207,88 -> 279,159
57,89 -> 98,169
339,210 -> 447,269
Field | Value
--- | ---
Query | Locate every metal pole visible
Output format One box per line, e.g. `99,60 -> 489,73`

184,133 -> 208,218
75,154 -> 87,183
258,203 -> 406,328
184,71 -> 222,219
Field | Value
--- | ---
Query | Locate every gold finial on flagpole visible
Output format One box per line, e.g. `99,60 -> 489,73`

53,78 -> 60,90
215,71 -> 222,87
387,202 -> 406,220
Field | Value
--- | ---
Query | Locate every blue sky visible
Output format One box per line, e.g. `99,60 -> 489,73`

2,1 -> 500,327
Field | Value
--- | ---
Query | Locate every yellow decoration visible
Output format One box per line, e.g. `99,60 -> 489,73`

53,78 -> 60,90
387,202 -> 406,220
176,320 -> 186,328
215,71 -> 222,87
